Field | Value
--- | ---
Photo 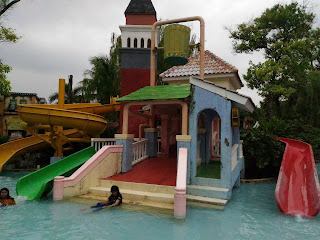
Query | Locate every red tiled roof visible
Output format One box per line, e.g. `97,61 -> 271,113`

160,51 -> 243,86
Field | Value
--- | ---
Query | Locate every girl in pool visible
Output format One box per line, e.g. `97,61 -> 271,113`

0,188 -> 16,206
81,185 -> 122,211
98,185 -> 122,208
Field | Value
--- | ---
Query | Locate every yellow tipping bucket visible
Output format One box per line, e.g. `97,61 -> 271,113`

164,24 -> 191,66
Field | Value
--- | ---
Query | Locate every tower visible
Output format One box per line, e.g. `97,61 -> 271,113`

119,0 -> 158,137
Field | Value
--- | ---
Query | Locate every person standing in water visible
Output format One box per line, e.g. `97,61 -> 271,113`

0,188 -> 16,206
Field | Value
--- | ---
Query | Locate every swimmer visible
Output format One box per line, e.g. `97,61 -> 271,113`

0,188 -> 16,206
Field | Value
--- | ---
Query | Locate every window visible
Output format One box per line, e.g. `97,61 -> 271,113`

147,39 -> 151,48
19,99 -> 27,104
9,99 -> 17,110
134,38 -> 138,48
127,38 -> 131,48
141,38 -> 145,48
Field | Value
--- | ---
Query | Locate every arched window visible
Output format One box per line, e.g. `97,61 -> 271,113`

134,38 -> 138,48
147,39 -> 151,48
141,38 -> 145,48
127,38 -> 131,48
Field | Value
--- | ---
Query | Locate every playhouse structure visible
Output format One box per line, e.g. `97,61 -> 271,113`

49,0 -> 255,217
12,0 -> 256,219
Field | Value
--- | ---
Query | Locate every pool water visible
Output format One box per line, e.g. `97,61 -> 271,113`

1,168 -> 320,240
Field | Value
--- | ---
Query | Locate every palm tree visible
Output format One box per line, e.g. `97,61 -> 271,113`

48,83 -> 83,104
80,33 -> 121,104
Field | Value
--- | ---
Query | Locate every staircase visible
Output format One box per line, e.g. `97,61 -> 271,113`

75,180 -> 228,210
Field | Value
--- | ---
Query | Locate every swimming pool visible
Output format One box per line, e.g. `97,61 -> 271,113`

1,169 -> 320,240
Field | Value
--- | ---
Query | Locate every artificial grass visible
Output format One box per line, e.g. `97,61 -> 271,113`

197,161 -> 221,179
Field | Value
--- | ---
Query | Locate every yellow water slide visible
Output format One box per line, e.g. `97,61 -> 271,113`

0,129 -> 79,172
0,102 -> 120,172
0,78 -> 120,172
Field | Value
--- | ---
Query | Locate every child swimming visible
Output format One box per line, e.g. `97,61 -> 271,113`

0,188 -> 16,206
81,185 -> 122,211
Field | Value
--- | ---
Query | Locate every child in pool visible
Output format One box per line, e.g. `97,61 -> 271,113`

81,185 -> 122,211
0,188 -> 16,206
94,185 -> 122,209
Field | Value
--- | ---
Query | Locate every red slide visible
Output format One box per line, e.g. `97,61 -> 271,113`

275,138 -> 320,217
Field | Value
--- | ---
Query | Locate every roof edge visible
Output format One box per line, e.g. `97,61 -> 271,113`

190,76 -> 255,113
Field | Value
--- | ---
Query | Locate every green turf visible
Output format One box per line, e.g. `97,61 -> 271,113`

197,161 -> 221,179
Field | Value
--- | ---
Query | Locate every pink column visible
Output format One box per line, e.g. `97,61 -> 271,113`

161,115 -> 169,155
174,148 -> 188,219
53,176 -> 65,201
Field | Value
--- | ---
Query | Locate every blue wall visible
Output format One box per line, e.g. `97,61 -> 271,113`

189,85 -> 233,188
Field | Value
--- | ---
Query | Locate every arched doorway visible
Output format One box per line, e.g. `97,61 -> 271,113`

196,109 -> 221,179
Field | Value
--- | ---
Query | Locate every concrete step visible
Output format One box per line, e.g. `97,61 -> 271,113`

99,180 -> 175,195
187,185 -> 231,200
76,192 -> 227,211
186,195 -> 228,206
76,193 -> 174,210
87,184 -> 228,211
89,187 -> 175,204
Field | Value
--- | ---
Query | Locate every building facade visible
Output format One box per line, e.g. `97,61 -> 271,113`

0,92 -> 47,138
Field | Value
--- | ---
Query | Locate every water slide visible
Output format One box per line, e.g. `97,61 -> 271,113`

0,129 -> 78,172
16,147 -> 96,200
275,137 -> 320,217
17,103 -> 119,136
0,102 -> 120,173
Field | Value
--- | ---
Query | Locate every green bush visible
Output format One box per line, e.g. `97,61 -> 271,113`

241,119 -> 285,178
241,117 -> 320,178
0,135 -> 9,144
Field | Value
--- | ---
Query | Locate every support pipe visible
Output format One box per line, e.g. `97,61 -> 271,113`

150,16 -> 205,86
58,79 -> 65,109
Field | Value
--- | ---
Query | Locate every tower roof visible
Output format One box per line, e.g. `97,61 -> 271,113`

125,0 -> 156,16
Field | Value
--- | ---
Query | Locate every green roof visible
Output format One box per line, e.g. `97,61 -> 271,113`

117,85 -> 190,102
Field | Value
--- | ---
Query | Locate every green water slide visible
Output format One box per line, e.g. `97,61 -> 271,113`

16,147 -> 96,200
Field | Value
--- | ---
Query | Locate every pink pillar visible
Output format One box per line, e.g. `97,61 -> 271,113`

174,148 -> 188,218
53,176 -> 65,201
174,189 -> 186,218
161,115 -> 169,155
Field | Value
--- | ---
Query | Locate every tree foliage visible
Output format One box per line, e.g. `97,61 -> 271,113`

230,2 -> 320,177
229,2 -> 320,117
0,0 -> 21,96
48,83 -> 83,104
0,0 -> 20,17
80,33 -> 121,104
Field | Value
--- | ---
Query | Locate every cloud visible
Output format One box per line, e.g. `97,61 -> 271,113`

1,0 -> 319,105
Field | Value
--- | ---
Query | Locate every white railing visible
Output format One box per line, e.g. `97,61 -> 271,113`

157,139 -> 161,154
232,144 -> 239,171
239,140 -> 243,158
132,138 -> 148,166
91,138 -> 116,151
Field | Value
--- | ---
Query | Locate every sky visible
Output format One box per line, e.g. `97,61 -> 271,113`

0,0 -> 319,105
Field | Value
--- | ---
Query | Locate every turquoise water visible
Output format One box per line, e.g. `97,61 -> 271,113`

1,169 -> 320,240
